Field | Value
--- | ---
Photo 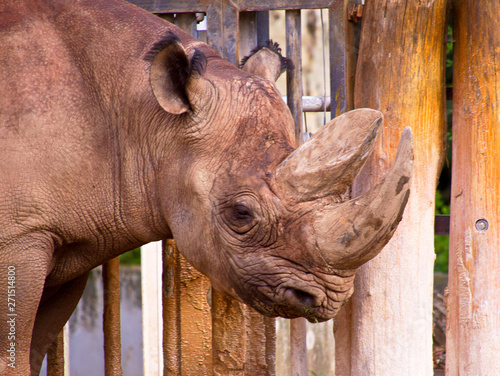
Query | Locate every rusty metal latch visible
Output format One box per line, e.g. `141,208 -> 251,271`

348,4 -> 363,23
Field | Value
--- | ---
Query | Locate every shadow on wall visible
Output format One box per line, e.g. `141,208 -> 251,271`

39,267 -> 335,376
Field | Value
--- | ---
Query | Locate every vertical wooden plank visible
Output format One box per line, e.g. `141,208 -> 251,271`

174,13 -> 198,38
289,319 -> 307,376
285,9 -> 307,376
212,291 -> 276,376
47,325 -> 69,376
103,257 -> 123,376
238,11 -> 270,64
329,0 -> 361,117
286,9 -> 303,146
141,242 -> 163,376
207,0 -> 240,65
162,240 -> 213,375
256,11 -> 270,46
328,1 -> 347,117
239,12 -> 258,60
447,0 -> 500,374
334,1 -> 447,375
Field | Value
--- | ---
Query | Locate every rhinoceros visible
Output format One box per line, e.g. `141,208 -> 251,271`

0,0 -> 413,374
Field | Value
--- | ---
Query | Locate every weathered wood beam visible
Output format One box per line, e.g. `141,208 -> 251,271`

334,1 -> 447,375
286,9 -> 303,146
207,1 -> 240,66
127,0 -> 335,13
329,0 -> 361,116
239,12 -> 259,60
447,0 -> 500,373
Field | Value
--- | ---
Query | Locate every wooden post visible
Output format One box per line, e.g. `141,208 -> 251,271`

162,240 -> 213,375
47,325 -> 69,376
447,0 -> 500,374
103,257 -> 123,376
285,10 -> 308,376
286,9 -> 303,146
211,292 -> 276,375
329,0 -> 361,117
334,1 -> 447,375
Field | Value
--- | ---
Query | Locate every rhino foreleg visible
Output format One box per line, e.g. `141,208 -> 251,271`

0,235 -> 54,376
30,273 -> 89,376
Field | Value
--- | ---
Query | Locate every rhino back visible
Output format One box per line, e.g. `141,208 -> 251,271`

0,0 -> 182,263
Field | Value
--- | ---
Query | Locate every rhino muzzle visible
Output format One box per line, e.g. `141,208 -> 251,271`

274,109 -> 414,271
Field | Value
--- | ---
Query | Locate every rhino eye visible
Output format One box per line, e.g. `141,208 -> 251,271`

224,202 -> 258,234
233,203 -> 252,220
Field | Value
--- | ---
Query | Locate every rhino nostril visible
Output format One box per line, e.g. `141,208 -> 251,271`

286,288 -> 316,308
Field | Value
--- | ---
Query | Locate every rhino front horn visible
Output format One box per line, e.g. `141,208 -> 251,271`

312,126 -> 413,269
274,109 -> 383,203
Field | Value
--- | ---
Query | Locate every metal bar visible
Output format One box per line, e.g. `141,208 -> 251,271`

282,95 -> 331,112
128,0 -> 335,14
286,9 -> 303,146
207,1 -> 240,65
102,257 -> 123,376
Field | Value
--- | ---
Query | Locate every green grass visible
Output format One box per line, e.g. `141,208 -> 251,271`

119,248 -> 141,265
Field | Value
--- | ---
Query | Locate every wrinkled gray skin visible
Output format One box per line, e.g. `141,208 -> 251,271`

0,0 -> 413,374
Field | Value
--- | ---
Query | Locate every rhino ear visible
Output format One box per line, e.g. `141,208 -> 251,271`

148,33 -> 206,115
240,40 -> 293,82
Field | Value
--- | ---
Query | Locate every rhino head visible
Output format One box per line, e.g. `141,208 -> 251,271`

148,35 -> 413,322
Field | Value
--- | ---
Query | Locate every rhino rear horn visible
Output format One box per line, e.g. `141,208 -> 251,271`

240,40 -> 292,82
274,109 -> 383,203
148,33 -> 206,114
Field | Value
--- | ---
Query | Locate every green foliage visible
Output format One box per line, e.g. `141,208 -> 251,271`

119,248 -> 141,265
433,22 -> 453,275
434,190 -> 449,273
446,25 -> 454,87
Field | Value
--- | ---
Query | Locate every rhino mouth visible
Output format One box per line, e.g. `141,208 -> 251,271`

237,268 -> 356,322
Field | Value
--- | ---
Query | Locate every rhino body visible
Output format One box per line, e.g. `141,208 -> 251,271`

0,0 -> 413,374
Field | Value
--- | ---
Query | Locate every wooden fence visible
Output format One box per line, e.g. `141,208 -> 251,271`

46,0 -> 500,375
